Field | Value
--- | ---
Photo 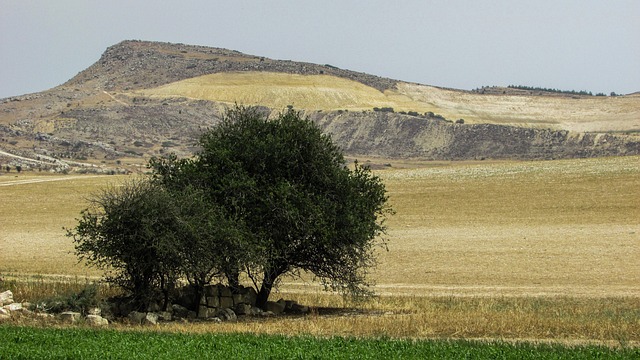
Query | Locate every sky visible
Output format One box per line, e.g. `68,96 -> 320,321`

1,0 -> 638,99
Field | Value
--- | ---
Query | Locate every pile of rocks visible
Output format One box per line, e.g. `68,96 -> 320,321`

127,284 -> 310,325
0,290 -> 23,320
1,289 -> 109,326
195,284 -> 309,320
0,284 -> 310,327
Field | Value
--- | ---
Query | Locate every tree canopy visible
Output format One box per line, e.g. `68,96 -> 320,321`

69,106 -> 392,310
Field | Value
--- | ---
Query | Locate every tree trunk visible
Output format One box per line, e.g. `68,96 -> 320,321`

255,269 -> 282,309
227,268 -> 241,294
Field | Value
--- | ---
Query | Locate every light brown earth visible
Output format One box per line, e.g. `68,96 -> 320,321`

1,156 -> 638,298
135,71 -> 640,133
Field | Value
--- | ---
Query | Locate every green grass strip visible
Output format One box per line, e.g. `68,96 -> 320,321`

0,325 -> 637,359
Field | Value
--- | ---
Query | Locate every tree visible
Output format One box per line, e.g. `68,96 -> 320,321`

67,180 -> 247,312
68,180 -> 182,310
151,106 -> 393,307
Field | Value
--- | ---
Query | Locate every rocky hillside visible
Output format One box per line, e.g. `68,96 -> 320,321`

0,40 -> 638,172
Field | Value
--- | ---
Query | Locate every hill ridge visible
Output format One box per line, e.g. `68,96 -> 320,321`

0,40 -> 639,172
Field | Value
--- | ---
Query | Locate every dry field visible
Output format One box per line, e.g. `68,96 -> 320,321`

133,71 -> 640,132
1,156 -> 639,342
1,156 -> 638,294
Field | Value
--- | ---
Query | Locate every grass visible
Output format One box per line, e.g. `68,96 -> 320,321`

0,156 -> 638,344
1,326 -> 638,359
133,71 -> 640,132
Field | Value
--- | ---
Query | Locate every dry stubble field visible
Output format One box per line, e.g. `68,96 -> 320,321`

1,156 -> 639,342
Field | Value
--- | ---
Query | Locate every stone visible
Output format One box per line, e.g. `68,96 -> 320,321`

232,294 -> 244,305
242,287 -> 258,307
215,308 -> 237,321
203,284 -> 218,297
86,314 -> 109,326
172,304 -> 190,318
290,303 -> 310,314
0,314 -> 10,321
219,296 -> 234,309
87,307 -> 101,316
264,301 -> 285,314
0,308 -> 9,316
4,303 -> 22,312
0,290 -> 13,305
235,303 -> 251,315
219,286 -> 232,298
206,296 -> 219,308
158,311 -> 172,321
60,312 -> 82,323
147,302 -> 161,312
128,311 -> 147,324
284,300 -> 296,311
198,306 -> 216,319
143,312 -> 159,325
249,307 -> 263,316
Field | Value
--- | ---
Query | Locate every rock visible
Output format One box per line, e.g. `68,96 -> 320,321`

241,287 -> 258,307
232,294 -> 244,305
0,290 -> 13,305
171,304 -> 190,318
0,308 -> 9,316
127,311 -> 147,324
219,296 -> 233,309
0,314 -> 10,321
143,312 -> 159,325
249,307 -> 263,316
264,301 -> 285,314
215,308 -> 237,321
86,314 -> 109,326
290,303 -> 310,314
235,303 -> 251,315
147,302 -> 161,312
284,300 -> 296,311
87,307 -> 101,316
198,306 -> 216,319
4,303 -> 22,312
206,296 -> 219,308
158,311 -> 172,321
203,284 -> 218,297
219,286 -> 232,298
60,312 -> 82,323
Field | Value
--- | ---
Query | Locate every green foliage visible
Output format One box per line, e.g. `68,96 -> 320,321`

67,178 -> 250,312
69,106 -> 391,310
36,284 -> 101,315
507,85 -> 594,96
1,326 -> 638,359
68,180 -> 183,310
151,106 -> 393,307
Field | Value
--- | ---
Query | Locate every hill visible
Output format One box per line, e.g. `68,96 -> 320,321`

0,40 -> 639,172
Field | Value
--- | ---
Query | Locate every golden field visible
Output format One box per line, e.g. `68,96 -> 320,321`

1,156 -> 639,342
133,71 -> 640,132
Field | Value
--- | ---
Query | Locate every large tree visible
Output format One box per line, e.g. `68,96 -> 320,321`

68,180 -> 248,312
151,106 -> 393,307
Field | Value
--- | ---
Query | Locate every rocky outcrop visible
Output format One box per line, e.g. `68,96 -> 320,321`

311,111 -> 640,160
64,40 -> 398,93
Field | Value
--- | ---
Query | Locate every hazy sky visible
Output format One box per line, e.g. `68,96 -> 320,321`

1,0 -> 638,98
